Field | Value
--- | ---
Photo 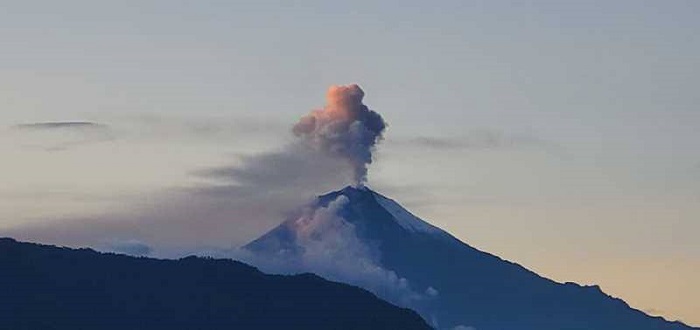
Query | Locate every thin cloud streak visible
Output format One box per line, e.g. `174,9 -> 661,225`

6,115 -> 288,152
392,130 -> 568,158
7,121 -> 115,151
11,121 -> 107,130
111,114 -> 287,142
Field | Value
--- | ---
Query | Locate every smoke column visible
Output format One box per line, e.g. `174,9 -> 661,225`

293,84 -> 387,186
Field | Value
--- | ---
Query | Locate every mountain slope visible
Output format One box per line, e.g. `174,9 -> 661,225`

0,237 -> 431,330
245,186 -> 697,330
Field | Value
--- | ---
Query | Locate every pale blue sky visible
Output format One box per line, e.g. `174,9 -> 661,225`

1,0 -> 699,325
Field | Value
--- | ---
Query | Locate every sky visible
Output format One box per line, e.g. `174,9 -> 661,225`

1,0 -> 699,325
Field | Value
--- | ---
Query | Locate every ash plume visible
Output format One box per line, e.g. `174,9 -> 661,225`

293,84 -> 387,186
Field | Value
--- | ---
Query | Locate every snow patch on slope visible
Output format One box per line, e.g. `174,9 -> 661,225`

373,192 -> 445,235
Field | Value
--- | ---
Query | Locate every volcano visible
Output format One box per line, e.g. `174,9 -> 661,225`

245,186 -> 696,330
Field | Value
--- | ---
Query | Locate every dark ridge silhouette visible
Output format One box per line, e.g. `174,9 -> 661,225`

0,237 -> 431,330
247,186 -> 698,330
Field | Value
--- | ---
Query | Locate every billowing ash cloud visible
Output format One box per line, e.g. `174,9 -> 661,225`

293,84 -> 386,186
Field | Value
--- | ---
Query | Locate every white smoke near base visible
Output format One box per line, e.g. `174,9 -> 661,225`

286,195 -> 422,305
234,195 -> 428,308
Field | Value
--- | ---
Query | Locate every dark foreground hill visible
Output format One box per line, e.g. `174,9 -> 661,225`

0,237 -> 431,330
